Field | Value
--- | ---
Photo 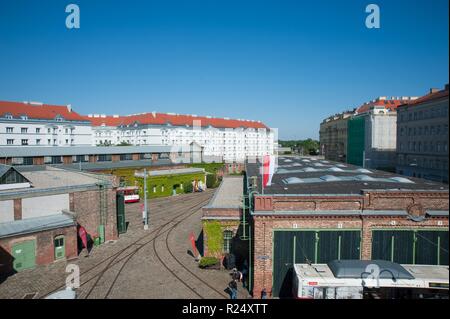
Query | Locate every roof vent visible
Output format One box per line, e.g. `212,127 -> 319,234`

29,101 -> 43,105
320,175 -> 341,182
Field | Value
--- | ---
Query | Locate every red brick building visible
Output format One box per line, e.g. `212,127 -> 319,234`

245,157 -> 449,298
0,165 -> 118,275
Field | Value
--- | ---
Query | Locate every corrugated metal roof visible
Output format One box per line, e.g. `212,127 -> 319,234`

0,213 -> 75,238
0,145 -> 186,157
0,164 -> 10,178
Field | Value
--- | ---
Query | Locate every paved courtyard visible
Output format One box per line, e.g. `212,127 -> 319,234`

0,190 -> 251,299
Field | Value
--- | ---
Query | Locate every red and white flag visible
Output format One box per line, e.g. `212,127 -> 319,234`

262,155 -> 276,188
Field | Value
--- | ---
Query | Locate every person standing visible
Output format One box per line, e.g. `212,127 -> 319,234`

229,279 -> 238,299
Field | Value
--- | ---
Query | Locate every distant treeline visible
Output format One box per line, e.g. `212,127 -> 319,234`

279,139 -> 320,154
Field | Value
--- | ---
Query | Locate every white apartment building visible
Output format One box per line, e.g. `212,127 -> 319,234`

88,113 -> 276,163
0,101 -> 275,163
0,101 -> 92,147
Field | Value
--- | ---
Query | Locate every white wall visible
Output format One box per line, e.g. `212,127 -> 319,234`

21,193 -> 70,219
0,200 -> 14,223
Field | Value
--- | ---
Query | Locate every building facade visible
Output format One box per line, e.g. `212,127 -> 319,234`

1,100 -> 276,163
245,157 -> 449,299
396,86 -> 449,183
87,113 -> 275,163
0,101 -> 92,147
0,165 -> 118,275
319,110 -> 354,162
348,103 -> 400,170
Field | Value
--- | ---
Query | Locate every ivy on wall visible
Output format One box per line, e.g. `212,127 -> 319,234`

203,221 -> 224,256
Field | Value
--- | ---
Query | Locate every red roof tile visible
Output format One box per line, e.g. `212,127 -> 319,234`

84,112 -> 269,129
355,99 -> 410,114
399,88 -> 449,107
0,101 -> 88,122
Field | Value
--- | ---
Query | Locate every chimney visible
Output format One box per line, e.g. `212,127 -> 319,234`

67,104 -> 72,112
430,88 -> 439,94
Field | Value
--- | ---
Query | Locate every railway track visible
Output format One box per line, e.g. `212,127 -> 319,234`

42,191 -> 213,299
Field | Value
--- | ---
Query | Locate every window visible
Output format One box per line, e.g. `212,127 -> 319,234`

7,139 -> 14,145
21,128 -> 28,134
47,139 -> 51,145
36,128 -> 40,134
223,230 -> 233,254
36,139 -> 41,145
48,128 -> 51,133
6,127 -> 13,133
65,139 -> 69,144
21,139 -> 28,146
21,115 -> 28,120
4,114 -> 13,119
65,128 -> 68,134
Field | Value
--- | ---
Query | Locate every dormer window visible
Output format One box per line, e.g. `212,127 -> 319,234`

55,115 -> 64,122
20,115 -> 28,120
4,113 -> 13,120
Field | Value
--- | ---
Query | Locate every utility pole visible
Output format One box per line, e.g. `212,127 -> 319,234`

143,168 -> 149,230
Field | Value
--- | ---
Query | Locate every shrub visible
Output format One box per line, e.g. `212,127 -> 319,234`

206,174 -> 217,188
183,181 -> 193,193
198,257 -> 220,268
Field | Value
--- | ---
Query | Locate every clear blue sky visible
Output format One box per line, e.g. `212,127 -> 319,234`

0,0 -> 448,139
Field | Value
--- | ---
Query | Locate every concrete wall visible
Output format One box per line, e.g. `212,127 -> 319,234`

21,194 -> 70,219
0,200 -> 14,223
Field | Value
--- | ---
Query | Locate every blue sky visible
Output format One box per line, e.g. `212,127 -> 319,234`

0,0 -> 448,139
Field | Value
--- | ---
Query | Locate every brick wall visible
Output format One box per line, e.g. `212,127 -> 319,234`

0,225 -> 77,274
251,190 -> 449,298
72,187 -> 118,241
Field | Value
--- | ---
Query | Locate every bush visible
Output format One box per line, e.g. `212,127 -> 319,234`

206,174 -> 217,188
198,257 -> 220,269
183,181 -> 193,193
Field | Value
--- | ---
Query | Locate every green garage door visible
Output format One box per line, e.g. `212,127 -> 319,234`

318,231 -> 361,263
273,230 -> 360,298
372,230 -> 415,264
415,231 -> 448,265
372,230 -> 448,265
12,240 -> 36,272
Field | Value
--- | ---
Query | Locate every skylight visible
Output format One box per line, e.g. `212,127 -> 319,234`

284,177 -> 304,184
328,167 -> 344,172
354,174 -> 377,182
389,177 -> 414,184
320,175 -> 341,182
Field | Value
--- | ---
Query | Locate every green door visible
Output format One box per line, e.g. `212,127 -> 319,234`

372,230 -> 415,264
273,231 -> 295,298
318,231 -> 361,263
54,236 -> 65,260
415,231 -> 449,265
12,240 -> 36,271
116,193 -> 126,234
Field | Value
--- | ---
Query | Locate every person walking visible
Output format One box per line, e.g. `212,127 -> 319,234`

228,279 -> 238,299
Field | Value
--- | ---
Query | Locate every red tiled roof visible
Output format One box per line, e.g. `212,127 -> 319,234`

356,99 -> 409,114
84,112 -> 268,129
0,101 -> 88,122
399,88 -> 449,107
